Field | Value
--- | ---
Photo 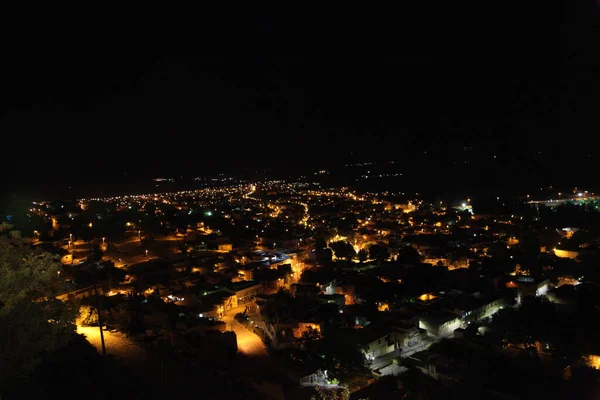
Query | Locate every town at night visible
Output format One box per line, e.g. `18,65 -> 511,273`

1,7 -> 599,399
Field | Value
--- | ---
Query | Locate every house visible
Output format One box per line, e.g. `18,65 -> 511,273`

235,266 -> 254,281
423,257 -> 448,267
407,350 -> 456,382
292,322 -> 322,339
318,293 -> 346,308
470,296 -> 505,321
448,257 -> 471,270
281,248 -> 309,263
364,338 -> 397,364
299,370 -> 339,388
441,292 -> 506,322
175,297 -> 223,319
547,285 -> 578,313
383,309 -> 420,327
224,280 -> 263,305
176,286 -> 237,318
218,243 -> 233,252
389,323 -> 426,348
419,313 -> 462,337
376,363 -> 408,377
453,327 -> 466,338
553,248 -> 579,259
507,276 -> 550,298
337,282 -> 356,305
358,328 -> 397,361
338,324 -> 401,364
290,283 -> 320,300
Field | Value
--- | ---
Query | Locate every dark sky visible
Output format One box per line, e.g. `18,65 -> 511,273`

1,5 -> 599,197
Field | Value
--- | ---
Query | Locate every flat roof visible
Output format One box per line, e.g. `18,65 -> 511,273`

419,312 -> 460,326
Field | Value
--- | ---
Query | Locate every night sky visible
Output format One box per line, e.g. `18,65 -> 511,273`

1,5 -> 599,199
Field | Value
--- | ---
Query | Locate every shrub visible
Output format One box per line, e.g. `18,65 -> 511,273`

76,305 -> 98,326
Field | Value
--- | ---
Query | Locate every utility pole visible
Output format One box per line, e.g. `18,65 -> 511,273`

93,282 -> 106,356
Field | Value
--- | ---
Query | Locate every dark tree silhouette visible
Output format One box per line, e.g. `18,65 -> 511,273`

329,241 -> 355,260
396,246 -> 422,265
358,249 -> 368,263
368,243 -> 389,262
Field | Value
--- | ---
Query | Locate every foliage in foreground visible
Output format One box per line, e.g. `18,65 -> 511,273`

0,224 -> 77,388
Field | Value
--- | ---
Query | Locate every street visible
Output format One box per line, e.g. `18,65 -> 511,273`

64,232 -> 185,268
222,305 -> 268,357
77,325 -> 149,362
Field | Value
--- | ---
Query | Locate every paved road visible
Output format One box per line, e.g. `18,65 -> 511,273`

222,305 -> 268,357
77,326 -> 149,362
